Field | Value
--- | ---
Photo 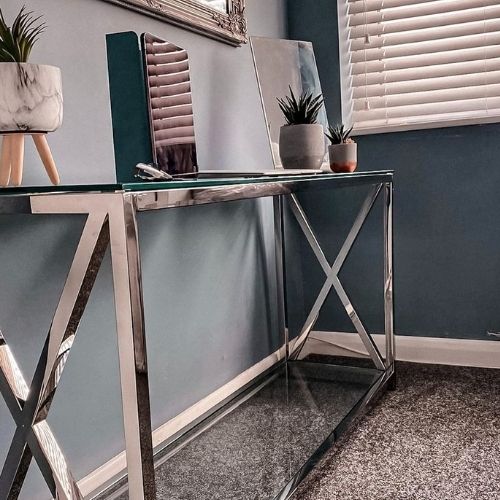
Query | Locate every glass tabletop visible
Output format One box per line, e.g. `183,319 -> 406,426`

101,359 -> 382,500
122,170 -> 392,191
0,171 -> 392,196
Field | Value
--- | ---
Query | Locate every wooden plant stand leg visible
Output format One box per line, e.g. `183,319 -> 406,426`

0,135 -> 12,186
10,134 -> 25,187
32,134 -> 60,186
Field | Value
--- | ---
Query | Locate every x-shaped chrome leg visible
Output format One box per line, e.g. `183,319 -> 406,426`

287,184 -> 386,369
0,212 -> 109,500
23,192 -> 157,500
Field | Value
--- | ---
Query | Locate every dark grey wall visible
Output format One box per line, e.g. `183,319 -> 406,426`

288,0 -> 500,341
288,0 -> 342,125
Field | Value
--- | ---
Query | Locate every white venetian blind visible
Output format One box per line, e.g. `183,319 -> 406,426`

342,0 -> 500,133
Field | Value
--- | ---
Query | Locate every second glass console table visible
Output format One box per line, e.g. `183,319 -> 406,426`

0,171 -> 394,500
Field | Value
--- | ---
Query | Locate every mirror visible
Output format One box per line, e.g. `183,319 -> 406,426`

103,0 -> 247,46
197,0 -> 227,12
250,37 -> 329,168
142,33 -> 198,176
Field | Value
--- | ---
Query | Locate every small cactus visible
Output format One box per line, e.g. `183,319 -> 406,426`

326,124 -> 354,145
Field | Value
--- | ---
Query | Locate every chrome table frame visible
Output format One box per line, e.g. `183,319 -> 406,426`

0,171 -> 394,500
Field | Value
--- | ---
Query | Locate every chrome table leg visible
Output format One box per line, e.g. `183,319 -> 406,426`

384,182 -> 396,386
109,193 -> 156,500
286,185 -> 386,369
26,192 -> 157,499
273,195 -> 288,361
0,212 -> 109,499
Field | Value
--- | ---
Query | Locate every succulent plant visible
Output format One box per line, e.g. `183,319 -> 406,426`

0,6 -> 45,63
325,124 -> 354,145
277,86 -> 324,126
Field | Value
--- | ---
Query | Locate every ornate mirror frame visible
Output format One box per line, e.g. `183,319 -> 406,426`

103,0 -> 247,46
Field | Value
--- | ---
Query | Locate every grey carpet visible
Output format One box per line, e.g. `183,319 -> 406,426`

106,361 -> 500,500
295,362 -> 500,500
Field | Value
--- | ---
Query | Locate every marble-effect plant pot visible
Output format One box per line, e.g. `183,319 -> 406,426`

279,124 -> 325,170
0,63 -> 63,133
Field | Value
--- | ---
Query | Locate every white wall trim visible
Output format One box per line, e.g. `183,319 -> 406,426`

301,331 -> 500,369
78,346 -> 285,498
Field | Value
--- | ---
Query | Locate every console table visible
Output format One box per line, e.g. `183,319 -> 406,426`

0,171 -> 394,500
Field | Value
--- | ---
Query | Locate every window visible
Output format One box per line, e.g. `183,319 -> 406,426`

338,0 -> 500,134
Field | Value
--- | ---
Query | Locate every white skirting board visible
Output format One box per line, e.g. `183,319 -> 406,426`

301,331 -> 500,369
78,346 -> 285,498
79,333 -> 499,497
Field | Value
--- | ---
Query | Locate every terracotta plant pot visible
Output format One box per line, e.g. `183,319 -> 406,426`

328,142 -> 357,173
279,124 -> 325,169
0,63 -> 63,133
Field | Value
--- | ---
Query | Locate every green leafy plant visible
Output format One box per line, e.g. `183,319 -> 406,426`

0,6 -> 45,63
277,86 -> 324,126
325,124 -> 354,145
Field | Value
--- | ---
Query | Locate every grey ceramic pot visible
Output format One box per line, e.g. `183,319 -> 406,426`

279,124 -> 325,169
0,63 -> 63,133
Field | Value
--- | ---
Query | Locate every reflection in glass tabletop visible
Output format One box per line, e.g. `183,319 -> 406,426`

106,359 -> 382,500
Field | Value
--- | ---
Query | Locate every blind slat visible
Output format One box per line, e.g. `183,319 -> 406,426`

349,5 -> 500,38
354,71 -> 500,99
354,83 -> 500,111
348,0 -> 484,16
349,1 -> 499,27
352,57 -> 500,87
352,45 -> 500,76
350,19 -> 500,51
353,96 -> 500,123
352,32 -> 500,64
